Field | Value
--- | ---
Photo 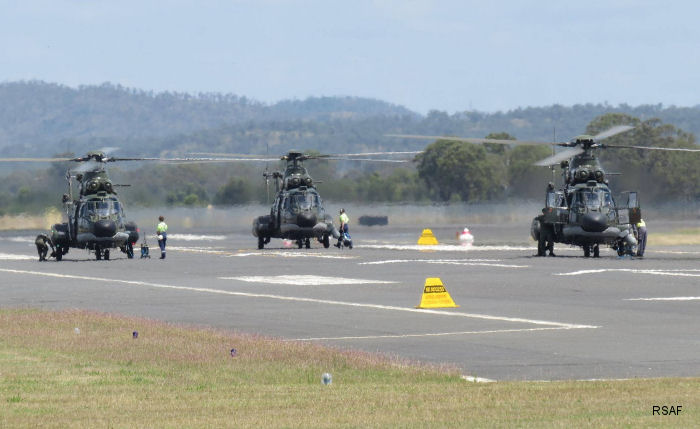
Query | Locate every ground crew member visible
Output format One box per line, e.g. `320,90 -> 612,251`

335,208 -> 349,248
635,218 -> 647,257
35,233 -> 55,261
156,215 -> 168,259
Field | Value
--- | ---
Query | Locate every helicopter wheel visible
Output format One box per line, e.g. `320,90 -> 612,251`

55,246 -> 63,261
593,244 -> 600,258
305,238 -> 311,249
104,249 -> 110,260
126,243 -> 134,259
95,247 -> 102,261
297,239 -> 303,249
583,246 -> 591,258
258,236 -> 264,249
322,234 -> 330,249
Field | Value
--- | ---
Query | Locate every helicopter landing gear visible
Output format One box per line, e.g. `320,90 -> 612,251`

322,234 -> 330,249
125,243 -> 134,259
305,238 -> 311,249
593,244 -> 600,258
103,249 -> 110,260
55,244 -> 63,261
95,246 -> 102,260
258,236 -> 265,249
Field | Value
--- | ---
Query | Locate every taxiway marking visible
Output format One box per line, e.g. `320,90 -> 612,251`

556,268 -> 700,277
360,244 -> 535,252
360,258 -> 528,268
0,252 -> 35,261
290,327 -> 570,341
222,275 -> 396,286
626,296 -> 700,301
0,268 -> 597,330
169,247 -> 352,259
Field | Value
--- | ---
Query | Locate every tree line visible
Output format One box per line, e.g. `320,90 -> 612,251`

1,113 -> 697,216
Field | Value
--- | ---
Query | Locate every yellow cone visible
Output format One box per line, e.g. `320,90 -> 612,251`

417,229 -> 439,245
415,278 -> 459,309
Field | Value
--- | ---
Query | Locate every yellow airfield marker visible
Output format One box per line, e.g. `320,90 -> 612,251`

415,277 -> 459,309
417,229 -> 439,245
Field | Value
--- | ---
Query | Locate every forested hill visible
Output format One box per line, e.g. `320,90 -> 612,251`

1,80 -> 700,157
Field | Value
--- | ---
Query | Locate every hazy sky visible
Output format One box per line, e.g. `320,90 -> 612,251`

1,0 -> 698,113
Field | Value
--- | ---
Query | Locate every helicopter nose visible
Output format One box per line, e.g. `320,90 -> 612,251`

94,220 -> 117,237
297,212 -> 317,227
581,212 -> 607,233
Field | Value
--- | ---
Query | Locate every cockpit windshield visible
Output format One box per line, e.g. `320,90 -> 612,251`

81,198 -> 123,219
575,188 -> 613,209
287,192 -> 320,212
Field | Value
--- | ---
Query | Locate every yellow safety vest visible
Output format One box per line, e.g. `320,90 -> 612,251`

339,213 -> 349,224
636,219 -> 646,228
157,222 -> 168,233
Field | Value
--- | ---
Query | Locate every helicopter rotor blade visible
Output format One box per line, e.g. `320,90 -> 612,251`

534,147 -> 585,166
592,125 -> 634,141
385,134 -> 557,146
604,144 -> 700,152
0,157 -> 73,162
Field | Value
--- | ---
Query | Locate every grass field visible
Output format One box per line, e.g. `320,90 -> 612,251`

1,309 -> 697,428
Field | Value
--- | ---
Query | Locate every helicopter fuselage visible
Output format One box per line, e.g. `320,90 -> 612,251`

253,186 -> 336,249
532,180 -> 640,256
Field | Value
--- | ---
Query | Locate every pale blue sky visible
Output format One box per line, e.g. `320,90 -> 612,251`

1,0 -> 698,113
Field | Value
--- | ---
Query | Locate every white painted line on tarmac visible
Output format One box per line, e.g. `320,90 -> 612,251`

360,244 -> 535,252
232,251 -> 352,259
167,234 -> 226,241
626,296 -> 700,301
168,247 -> 352,259
360,258 -> 528,268
556,268 -> 700,277
222,275 -> 396,286
289,327 -> 569,341
0,252 -> 35,260
0,268 -> 597,329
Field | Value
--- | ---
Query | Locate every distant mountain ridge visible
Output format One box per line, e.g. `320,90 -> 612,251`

1,80 -> 699,157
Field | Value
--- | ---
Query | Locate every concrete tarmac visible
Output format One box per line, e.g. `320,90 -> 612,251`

1,224 -> 699,381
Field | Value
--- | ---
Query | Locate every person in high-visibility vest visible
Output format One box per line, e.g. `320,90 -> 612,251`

635,218 -> 647,257
335,208 -> 350,248
156,215 -> 168,259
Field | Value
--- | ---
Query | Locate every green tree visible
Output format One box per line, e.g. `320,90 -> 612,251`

214,178 -> 254,205
416,140 -> 502,202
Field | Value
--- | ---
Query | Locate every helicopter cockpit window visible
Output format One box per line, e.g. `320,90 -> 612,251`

289,193 -> 319,211
84,200 -> 122,218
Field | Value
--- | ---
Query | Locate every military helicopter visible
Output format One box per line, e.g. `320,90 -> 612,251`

253,151 -> 337,249
0,150 -> 150,260
196,149 -> 410,249
389,125 -> 700,257
50,151 -> 142,260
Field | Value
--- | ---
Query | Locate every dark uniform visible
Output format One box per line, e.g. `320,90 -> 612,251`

35,233 -> 55,261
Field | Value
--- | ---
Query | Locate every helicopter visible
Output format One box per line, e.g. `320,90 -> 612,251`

253,151 -> 338,249
0,150 -> 148,260
389,125 -> 700,257
50,151 -> 142,260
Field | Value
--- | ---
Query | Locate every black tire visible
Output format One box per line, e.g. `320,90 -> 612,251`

104,249 -> 110,260
96,248 -> 102,261
305,238 -> 311,249
322,234 -> 330,248
297,240 -> 303,249
258,236 -> 264,250
537,233 -> 546,257
593,245 -> 600,258
583,246 -> 591,258
55,246 -> 63,261
126,243 -> 134,259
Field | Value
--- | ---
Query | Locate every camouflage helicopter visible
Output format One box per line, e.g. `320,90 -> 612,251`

50,151 -> 142,260
195,149 -> 409,249
0,150 -> 150,260
389,125 -> 700,257
253,151 -> 337,249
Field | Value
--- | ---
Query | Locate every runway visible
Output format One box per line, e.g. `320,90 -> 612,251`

1,223 -> 699,381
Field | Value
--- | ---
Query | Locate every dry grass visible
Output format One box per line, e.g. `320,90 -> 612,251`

648,228 -> 700,246
0,208 -> 62,230
1,308 -> 698,428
